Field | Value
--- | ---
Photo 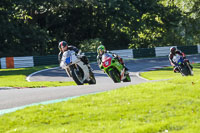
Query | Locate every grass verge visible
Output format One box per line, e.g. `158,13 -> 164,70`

0,65 -> 76,88
0,64 -> 200,132
140,63 -> 200,80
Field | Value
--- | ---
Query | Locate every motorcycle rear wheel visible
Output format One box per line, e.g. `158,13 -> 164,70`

123,73 -> 131,82
88,71 -> 96,85
186,62 -> 193,76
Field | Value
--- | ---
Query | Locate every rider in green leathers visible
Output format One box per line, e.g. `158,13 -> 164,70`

96,45 -> 128,71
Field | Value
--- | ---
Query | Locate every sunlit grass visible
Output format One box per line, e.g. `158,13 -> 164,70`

0,64 -> 200,132
0,65 -> 76,88
140,63 -> 200,80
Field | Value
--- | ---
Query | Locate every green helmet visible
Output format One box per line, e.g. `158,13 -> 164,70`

97,45 -> 106,55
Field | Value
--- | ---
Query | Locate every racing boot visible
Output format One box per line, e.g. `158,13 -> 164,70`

124,65 -> 129,71
173,67 -> 180,73
122,63 -> 129,70
125,70 -> 129,75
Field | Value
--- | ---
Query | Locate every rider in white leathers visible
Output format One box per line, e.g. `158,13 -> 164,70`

58,41 -> 91,70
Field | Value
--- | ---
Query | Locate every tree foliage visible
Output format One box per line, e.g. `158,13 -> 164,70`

0,0 -> 199,57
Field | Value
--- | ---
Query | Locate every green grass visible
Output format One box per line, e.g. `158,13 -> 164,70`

140,63 -> 200,80
0,65 -> 76,88
0,64 -> 200,132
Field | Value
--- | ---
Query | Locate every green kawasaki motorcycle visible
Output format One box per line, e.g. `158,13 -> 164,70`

100,53 -> 131,83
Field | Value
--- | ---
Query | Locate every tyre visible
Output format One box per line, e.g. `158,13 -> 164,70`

70,65 -> 84,85
109,69 -> 121,83
186,63 -> 193,76
123,73 -> 131,82
180,65 -> 190,76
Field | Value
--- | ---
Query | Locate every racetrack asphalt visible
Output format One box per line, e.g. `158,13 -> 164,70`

0,55 -> 199,111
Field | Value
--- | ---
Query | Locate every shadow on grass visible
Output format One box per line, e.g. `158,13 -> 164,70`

0,69 -> 35,76
154,67 -> 173,71
0,65 -> 57,76
192,63 -> 200,69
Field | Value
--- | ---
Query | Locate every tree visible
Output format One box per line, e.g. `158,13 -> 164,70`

0,0 -> 199,57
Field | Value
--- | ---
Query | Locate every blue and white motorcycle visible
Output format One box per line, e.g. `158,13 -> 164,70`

60,50 -> 96,85
173,55 -> 193,76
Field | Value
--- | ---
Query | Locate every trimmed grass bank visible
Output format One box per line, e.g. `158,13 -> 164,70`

0,64 -> 200,132
140,63 -> 200,80
0,65 -> 75,88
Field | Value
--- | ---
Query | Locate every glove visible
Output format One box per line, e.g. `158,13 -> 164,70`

183,56 -> 186,59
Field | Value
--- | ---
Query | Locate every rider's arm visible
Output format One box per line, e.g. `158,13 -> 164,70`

112,53 -> 118,58
169,54 -> 177,66
60,51 -> 68,69
97,56 -> 103,69
176,50 -> 186,58
68,46 -> 79,54
107,51 -> 118,59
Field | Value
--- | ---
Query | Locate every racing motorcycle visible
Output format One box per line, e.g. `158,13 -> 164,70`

60,50 -> 96,85
173,55 -> 193,76
100,53 -> 131,83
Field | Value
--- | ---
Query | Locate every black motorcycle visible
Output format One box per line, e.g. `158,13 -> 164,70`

173,55 -> 193,76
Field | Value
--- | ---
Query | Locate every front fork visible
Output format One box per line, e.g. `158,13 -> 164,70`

65,67 -> 72,77
66,64 -> 79,77
120,68 -> 126,80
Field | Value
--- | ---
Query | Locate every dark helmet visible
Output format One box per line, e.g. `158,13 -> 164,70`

58,41 -> 68,50
170,47 -> 176,54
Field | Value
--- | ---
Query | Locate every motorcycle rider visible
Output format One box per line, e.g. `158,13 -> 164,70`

96,45 -> 128,71
58,41 -> 92,71
169,46 -> 193,73
58,41 -> 79,63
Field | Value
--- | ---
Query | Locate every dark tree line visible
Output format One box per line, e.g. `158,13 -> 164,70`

0,0 -> 199,57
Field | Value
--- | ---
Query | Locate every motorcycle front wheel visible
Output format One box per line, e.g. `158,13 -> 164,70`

70,65 -> 84,85
108,69 -> 121,83
180,65 -> 190,76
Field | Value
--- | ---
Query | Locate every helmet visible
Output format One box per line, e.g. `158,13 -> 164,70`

170,47 -> 176,54
58,41 -> 68,50
97,45 -> 106,55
